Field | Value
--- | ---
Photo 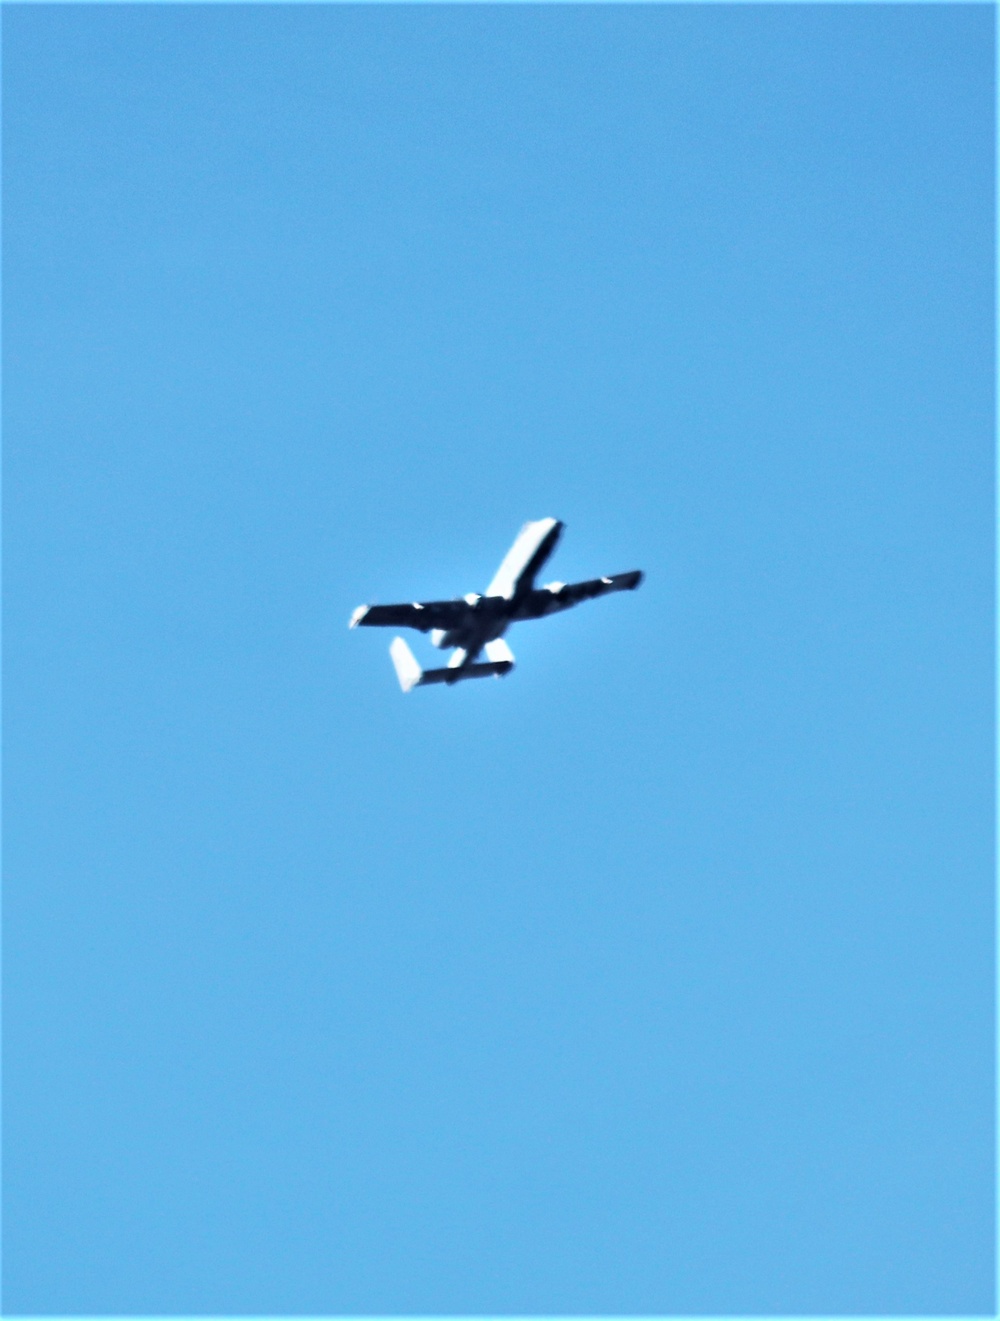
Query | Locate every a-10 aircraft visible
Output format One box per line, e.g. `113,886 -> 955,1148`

350,518 -> 643,691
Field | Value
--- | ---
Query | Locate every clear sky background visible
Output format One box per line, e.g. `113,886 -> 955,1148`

3,4 -> 995,1315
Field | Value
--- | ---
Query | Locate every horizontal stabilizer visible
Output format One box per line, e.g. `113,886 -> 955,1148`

389,637 -> 513,691
417,659 -> 514,687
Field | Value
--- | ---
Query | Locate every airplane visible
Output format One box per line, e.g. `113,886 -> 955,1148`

349,518 -> 643,691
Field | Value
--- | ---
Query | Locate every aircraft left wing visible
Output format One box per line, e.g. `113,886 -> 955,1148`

515,569 -> 644,620
557,569 -> 644,605
349,599 -> 471,632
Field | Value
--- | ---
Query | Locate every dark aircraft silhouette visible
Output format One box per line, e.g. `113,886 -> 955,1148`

350,519 -> 643,690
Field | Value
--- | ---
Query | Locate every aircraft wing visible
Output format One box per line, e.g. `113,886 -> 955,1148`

515,569 -> 644,620
557,569 -> 643,605
349,599 -> 471,632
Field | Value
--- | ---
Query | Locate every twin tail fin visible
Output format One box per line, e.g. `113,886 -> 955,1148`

389,637 -> 514,692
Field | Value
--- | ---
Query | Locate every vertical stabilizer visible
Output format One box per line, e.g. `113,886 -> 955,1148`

484,638 -> 515,666
389,637 -> 423,692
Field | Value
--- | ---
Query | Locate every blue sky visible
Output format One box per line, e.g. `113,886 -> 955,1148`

3,4 -> 995,1314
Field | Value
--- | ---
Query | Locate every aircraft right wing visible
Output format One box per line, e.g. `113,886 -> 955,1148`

349,599 -> 471,632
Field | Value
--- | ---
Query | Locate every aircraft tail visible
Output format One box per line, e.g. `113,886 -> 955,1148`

389,637 -> 513,692
389,637 -> 425,692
